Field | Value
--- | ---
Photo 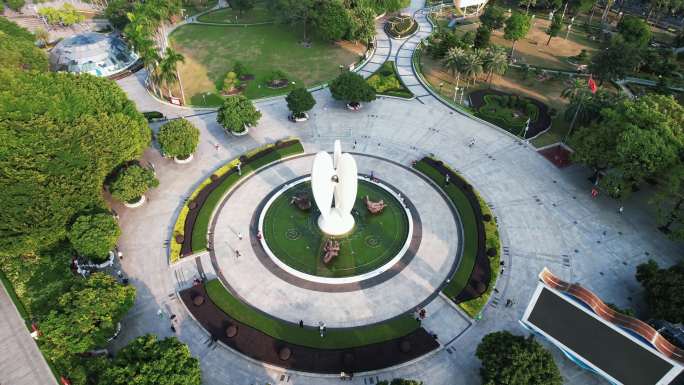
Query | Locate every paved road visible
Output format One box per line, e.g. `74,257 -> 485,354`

0,283 -> 57,385
111,1 -> 684,384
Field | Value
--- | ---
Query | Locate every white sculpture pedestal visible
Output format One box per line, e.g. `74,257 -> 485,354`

317,211 -> 355,236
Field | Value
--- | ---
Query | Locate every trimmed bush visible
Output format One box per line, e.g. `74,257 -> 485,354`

109,165 -> 159,203
216,95 -> 261,133
285,88 -> 316,116
330,71 -> 376,104
157,118 -> 200,158
68,213 -> 120,263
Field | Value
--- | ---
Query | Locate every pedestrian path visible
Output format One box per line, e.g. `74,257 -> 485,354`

393,8 -> 434,100
356,22 -> 392,78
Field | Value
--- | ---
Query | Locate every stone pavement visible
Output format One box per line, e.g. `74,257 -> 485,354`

0,283 -> 57,385
109,1 -> 684,384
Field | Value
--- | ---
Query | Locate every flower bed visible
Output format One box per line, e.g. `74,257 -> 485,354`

367,61 -> 414,99
384,15 -> 418,39
169,138 -> 304,263
413,157 -> 500,318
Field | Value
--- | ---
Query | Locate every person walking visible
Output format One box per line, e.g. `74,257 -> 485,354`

235,249 -> 241,259
237,232 -> 243,240
214,143 -> 220,151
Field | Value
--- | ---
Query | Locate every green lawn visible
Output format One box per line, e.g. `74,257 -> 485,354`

205,279 -> 420,349
191,141 -> 305,252
197,1 -> 274,24
170,23 -> 363,105
367,61 -> 414,99
263,181 -> 409,277
182,0 -> 218,16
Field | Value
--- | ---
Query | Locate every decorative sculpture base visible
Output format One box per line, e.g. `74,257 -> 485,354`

317,211 -> 355,236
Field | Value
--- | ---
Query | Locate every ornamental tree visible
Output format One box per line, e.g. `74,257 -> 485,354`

476,331 -> 562,385
217,95 -> 262,133
480,5 -> 506,30
157,118 -> 200,158
474,25 -> 491,48
109,165 -> 159,203
636,260 -> 684,323
68,213 -> 120,263
312,0 -> 351,41
231,0 -> 254,15
546,13 -> 562,45
617,15 -> 652,48
330,71 -> 376,104
39,273 -> 136,363
504,13 -> 531,56
349,6 -> 376,44
99,335 -> 201,385
286,88 -> 316,116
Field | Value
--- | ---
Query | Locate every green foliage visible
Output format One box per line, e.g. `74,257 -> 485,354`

348,6 -> 375,43
367,72 -> 401,92
636,260 -> 684,323
109,165 -> 159,203
617,15 -> 652,48
68,214 -> 120,263
233,61 -> 249,77
476,331 -> 562,385
0,18 -> 48,71
651,164 -> 684,240
40,273 -> 136,364
330,71 -> 376,103
265,69 -> 288,84
286,88 -> 316,115
563,89 -> 625,127
572,94 -> 684,191
0,70 -> 150,256
479,5 -> 506,30
476,94 -> 539,136
366,61 -> 413,98
427,30 -> 468,59
504,13 -> 531,44
231,0 -> 254,14
386,15 -> 416,38
222,71 -> 241,92
99,335 -> 201,385
216,95 -> 262,133
605,302 -> 636,317
474,25 -> 491,48
589,37 -> 643,83
355,0 -> 410,13
546,13 -> 562,45
5,0 -> 25,11
38,4 -> 85,26
105,0 -> 136,29
157,118 -> 200,158
312,0 -> 351,41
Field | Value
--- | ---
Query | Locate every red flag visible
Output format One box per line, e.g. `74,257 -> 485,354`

588,75 -> 597,94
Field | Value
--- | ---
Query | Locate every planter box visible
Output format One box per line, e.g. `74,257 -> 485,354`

174,153 -> 194,164
124,195 -> 146,208
231,125 -> 250,136
288,112 -> 309,122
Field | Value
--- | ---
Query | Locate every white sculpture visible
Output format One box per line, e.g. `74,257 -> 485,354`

311,140 -> 358,235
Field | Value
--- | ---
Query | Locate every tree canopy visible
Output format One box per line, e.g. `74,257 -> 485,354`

589,37 -> 643,84
313,0 -> 351,41
0,18 -> 48,71
617,15 -> 652,48
109,164 -> 159,203
68,213 -> 120,263
99,335 -> 201,385
286,88 -> 317,115
476,331 -> 562,385
0,70 -> 150,256
217,95 -> 262,133
504,13 -> 531,55
231,0 -> 255,14
348,6 -> 376,43
157,118 -> 200,158
636,260 -> 684,323
480,5 -> 506,30
330,71 -> 377,103
546,13 -> 562,45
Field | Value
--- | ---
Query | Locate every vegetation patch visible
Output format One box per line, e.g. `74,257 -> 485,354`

367,61 -> 414,99
385,15 -> 418,39
470,90 -> 550,139
413,157 -> 500,318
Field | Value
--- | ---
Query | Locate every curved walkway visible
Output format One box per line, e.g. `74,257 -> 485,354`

110,1 -> 684,384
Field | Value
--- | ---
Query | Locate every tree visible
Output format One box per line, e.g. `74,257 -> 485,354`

460,49 -> 484,86
231,0 -> 255,14
476,331 -> 562,385
68,214 -> 120,263
286,88 -> 316,116
329,71 -> 377,104
157,118 -> 200,158
546,13 -> 562,45
572,95 -> 684,190
617,15 -> 652,47
651,164 -> 684,240
442,47 -> 466,78
519,0 -> 537,13
109,165 -> 159,203
348,6 -> 376,44
483,46 -> 508,87
589,38 -> 643,84
272,0 -> 316,41
99,335 -> 201,385
636,260 -> 684,323
480,5 -> 506,30
313,0 -> 352,41
158,47 -> 186,104
5,0 -> 25,11
0,70 -> 150,256
0,18 -> 48,72
40,273 -> 136,363
105,0 -> 137,29
217,95 -> 262,133
474,25 -> 491,48
504,13 -> 531,57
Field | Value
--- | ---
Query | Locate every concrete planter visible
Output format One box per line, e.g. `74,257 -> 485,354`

174,153 -> 194,164
231,125 -> 250,136
124,195 -> 146,208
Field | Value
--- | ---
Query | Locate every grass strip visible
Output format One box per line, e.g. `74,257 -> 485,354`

205,279 -> 419,349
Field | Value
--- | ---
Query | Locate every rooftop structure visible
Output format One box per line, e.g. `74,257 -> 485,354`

49,32 -> 138,77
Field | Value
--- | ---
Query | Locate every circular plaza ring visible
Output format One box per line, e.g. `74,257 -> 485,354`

258,175 -> 413,285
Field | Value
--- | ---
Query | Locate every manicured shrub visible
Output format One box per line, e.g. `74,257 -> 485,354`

330,71 -> 376,104
483,213 -> 492,222
217,95 -> 261,134
156,118 -> 200,158
285,88 -> 316,116
6,0 -> 25,11
68,213 -> 120,263
109,165 -> 159,203
486,247 -> 497,257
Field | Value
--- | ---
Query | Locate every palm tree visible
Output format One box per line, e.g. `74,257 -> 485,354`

561,77 -> 584,99
483,47 -> 508,87
442,47 -> 466,89
460,49 -> 484,87
159,47 -> 186,104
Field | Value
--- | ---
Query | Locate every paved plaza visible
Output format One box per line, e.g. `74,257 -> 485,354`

106,1 -> 684,384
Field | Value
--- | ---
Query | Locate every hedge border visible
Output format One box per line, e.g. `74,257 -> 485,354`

169,138 -> 304,263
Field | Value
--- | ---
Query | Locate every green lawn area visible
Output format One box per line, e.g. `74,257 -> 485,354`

367,61 -> 414,99
197,1 -> 274,24
170,23 -> 364,106
205,279 -> 420,349
190,141 -> 305,252
263,180 -> 409,277
413,159 -> 500,318
182,0 -> 218,16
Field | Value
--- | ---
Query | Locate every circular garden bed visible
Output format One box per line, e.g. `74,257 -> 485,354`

384,15 -> 418,39
469,89 -> 552,139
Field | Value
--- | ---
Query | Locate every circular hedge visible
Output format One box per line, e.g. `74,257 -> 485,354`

157,118 -> 200,158
109,164 -> 159,203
